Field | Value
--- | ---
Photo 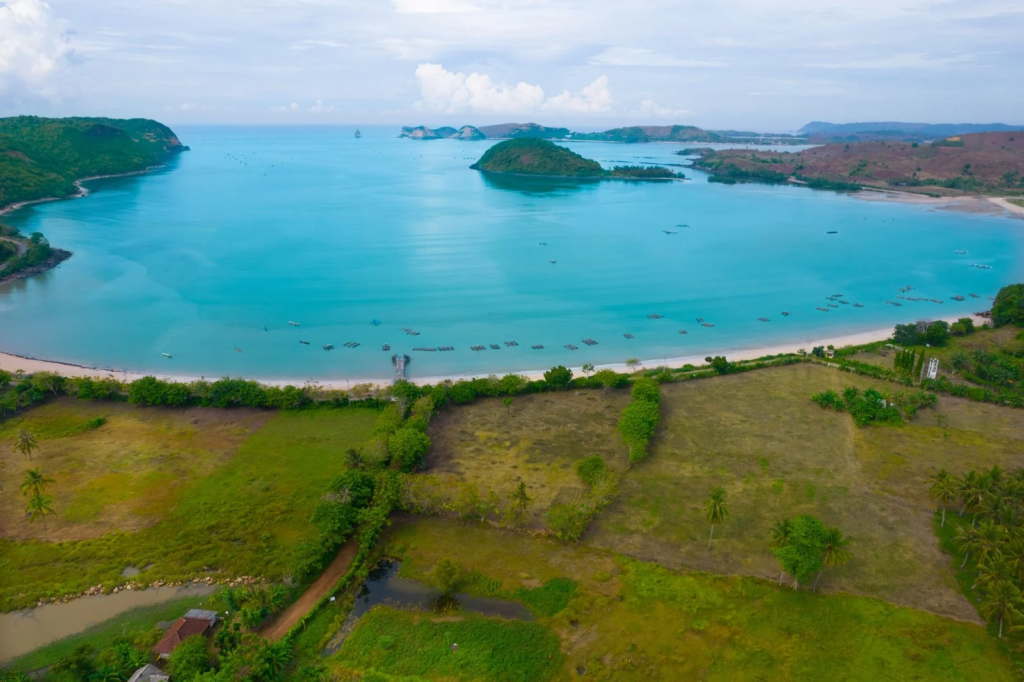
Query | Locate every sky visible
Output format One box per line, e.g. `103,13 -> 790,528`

1,0 -> 1022,131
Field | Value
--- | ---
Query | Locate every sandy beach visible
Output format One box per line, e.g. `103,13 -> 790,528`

853,188 -> 1024,218
0,168 -> 162,217
0,316 -> 981,391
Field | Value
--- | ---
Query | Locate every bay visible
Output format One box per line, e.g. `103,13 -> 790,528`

1,125 -> 1020,382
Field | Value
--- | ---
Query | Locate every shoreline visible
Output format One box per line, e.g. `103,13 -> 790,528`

0,167 -> 165,218
851,188 -> 1024,218
0,316 -> 979,391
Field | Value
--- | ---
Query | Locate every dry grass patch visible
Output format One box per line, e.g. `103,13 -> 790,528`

426,389 -> 632,527
588,363 -> 1024,622
0,399 -> 270,541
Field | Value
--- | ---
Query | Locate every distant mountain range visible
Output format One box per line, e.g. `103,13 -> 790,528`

400,123 -> 802,144
800,121 -> 1024,142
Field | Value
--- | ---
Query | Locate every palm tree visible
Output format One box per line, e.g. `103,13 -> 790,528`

27,493 -> 54,529
814,527 -> 851,591
263,640 -> 292,679
954,523 -> 980,569
975,520 -> 1006,568
704,487 -> 728,550
929,469 -> 958,527
345,448 -> 365,470
769,518 -> 793,585
979,581 -> 1024,639
1004,536 -> 1024,583
13,429 -> 37,461
19,469 -> 54,499
974,553 -> 1012,591
959,470 -> 981,517
510,479 -> 531,520
89,663 -> 123,682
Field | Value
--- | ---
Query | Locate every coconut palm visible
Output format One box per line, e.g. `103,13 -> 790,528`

704,487 -> 728,550
769,518 -> 793,585
958,470 -> 982,517
975,520 -> 1007,568
814,527 -> 851,591
954,523 -> 980,569
345,448 -> 365,470
975,553 -> 1013,592
13,429 -> 37,461
263,640 -> 292,678
19,468 -> 54,499
929,469 -> 958,527
980,581 -> 1024,639
27,493 -> 54,529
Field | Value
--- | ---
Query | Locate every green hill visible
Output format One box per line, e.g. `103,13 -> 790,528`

0,116 -> 185,209
471,138 -> 605,177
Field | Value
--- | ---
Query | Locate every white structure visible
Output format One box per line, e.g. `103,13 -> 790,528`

127,665 -> 168,682
927,357 -> 939,380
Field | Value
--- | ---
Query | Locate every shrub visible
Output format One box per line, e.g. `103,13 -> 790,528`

993,283 -> 1024,327
630,377 -> 661,403
388,427 -> 431,472
168,635 -> 212,682
545,503 -> 593,542
576,455 -> 609,487
434,558 -> 462,594
618,399 -> 660,462
514,577 -> 578,616
543,365 -> 573,389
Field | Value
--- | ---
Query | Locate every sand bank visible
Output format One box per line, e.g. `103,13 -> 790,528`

853,189 -> 1024,218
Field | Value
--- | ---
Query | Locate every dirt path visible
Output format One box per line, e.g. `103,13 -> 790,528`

260,540 -> 359,641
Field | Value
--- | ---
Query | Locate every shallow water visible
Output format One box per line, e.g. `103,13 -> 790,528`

1,125 -> 1021,381
0,584 -> 215,663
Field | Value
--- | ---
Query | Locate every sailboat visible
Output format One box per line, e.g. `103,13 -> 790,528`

355,129 -> 362,138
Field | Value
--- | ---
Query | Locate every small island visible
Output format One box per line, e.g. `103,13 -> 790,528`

470,138 -> 684,180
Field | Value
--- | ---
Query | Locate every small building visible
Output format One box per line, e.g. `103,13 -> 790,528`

824,348 -> 836,359
153,609 -> 219,659
127,664 -> 169,682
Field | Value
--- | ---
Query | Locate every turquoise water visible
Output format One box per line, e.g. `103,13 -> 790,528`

1,126 -> 1021,381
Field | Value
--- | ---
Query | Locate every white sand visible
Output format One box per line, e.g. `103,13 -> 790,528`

853,189 -> 1024,218
1,316 -> 985,390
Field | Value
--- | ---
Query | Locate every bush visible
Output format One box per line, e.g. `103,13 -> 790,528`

630,377 -> 661,403
543,365 -> 573,389
168,635 -> 212,682
545,503 -> 593,542
388,427 -> 431,472
576,455 -> 609,487
618,399 -> 660,462
434,558 -> 462,594
993,283 -> 1024,327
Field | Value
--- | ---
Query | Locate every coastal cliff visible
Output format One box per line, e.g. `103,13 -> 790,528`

0,116 -> 186,211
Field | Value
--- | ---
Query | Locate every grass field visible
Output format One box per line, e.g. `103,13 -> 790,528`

0,401 -> 379,610
848,325 -> 1022,373
374,518 -> 1014,681
426,388 -> 632,527
426,363 -> 1024,623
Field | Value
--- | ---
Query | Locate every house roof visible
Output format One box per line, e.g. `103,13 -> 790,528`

152,617 -> 213,656
184,609 -> 219,623
127,664 -> 168,682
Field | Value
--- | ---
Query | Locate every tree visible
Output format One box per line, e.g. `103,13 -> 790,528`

593,369 -> 624,390
925,321 -> 949,347
345,447 -> 366,470
954,523 -> 980,569
434,558 -> 461,595
509,479 -> 531,521
814,527 -> 851,591
772,515 -> 826,590
19,468 -> 54,499
543,365 -> 573,389
625,358 -> 642,374
169,635 -> 212,682
582,363 -> 595,378
27,493 -> 55,529
892,323 -> 921,346
388,427 -> 430,472
706,356 -> 731,375
991,283 -> 1024,327
980,581 -> 1024,639
618,399 -> 660,463
13,429 -> 37,461
929,468 -> 958,527
704,487 -> 728,550
768,518 -> 793,585
502,397 -> 513,417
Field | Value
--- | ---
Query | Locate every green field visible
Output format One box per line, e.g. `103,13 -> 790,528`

371,518 -> 1013,681
0,401 -> 379,610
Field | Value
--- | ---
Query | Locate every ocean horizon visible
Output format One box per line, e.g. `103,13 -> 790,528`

1,125 -> 1020,382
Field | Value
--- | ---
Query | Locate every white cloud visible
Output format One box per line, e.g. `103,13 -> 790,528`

543,76 -> 613,114
0,0 -> 74,94
179,102 -> 196,110
392,0 -> 480,13
290,39 -> 347,50
589,47 -> 725,68
414,63 -> 545,114
270,100 -> 335,113
630,99 -> 689,118
309,98 -> 334,112
808,52 -> 975,69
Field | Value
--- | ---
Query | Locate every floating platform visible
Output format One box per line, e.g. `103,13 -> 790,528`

951,295 -> 965,301
344,341 -> 359,348
623,333 -> 634,339
582,339 -> 598,346
382,343 -> 390,351
288,321 -> 300,327
504,341 -> 519,347
647,314 -> 663,319
532,345 -> 544,349
701,323 -> 714,327
413,347 -> 437,352
439,346 -> 454,351
817,307 -> 829,312
853,303 -> 864,308
322,344 -> 334,350
565,344 -> 578,350
299,340 -> 310,345
969,293 -> 980,298
678,330 -> 688,335
781,311 -> 790,316
758,317 -> 769,322
471,345 -> 485,351
490,344 -> 500,350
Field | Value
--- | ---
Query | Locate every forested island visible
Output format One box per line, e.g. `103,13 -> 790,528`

470,138 -> 684,180
0,116 -> 185,210
691,131 -> 1024,196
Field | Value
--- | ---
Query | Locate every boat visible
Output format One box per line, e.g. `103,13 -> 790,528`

299,340 -> 310,345
382,343 -> 390,351
678,330 -> 688,335
288,321 -> 300,327
371,318 -> 381,326
355,129 -> 362,138
623,333 -> 634,339
696,317 -> 704,323
758,317 -> 769,322
781,311 -> 790,316
853,303 -> 864,308
532,344 -> 544,349
550,260 -> 557,264
648,313 -> 663,319
323,344 -> 334,350
826,231 -> 838,234
817,307 -> 829,312
662,230 -> 677,234
234,347 -> 242,352
701,323 -> 714,327
162,353 -> 172,359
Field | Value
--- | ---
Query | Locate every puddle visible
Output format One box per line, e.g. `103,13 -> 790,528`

324,560 -> 531,653
0,584 -> 216,663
